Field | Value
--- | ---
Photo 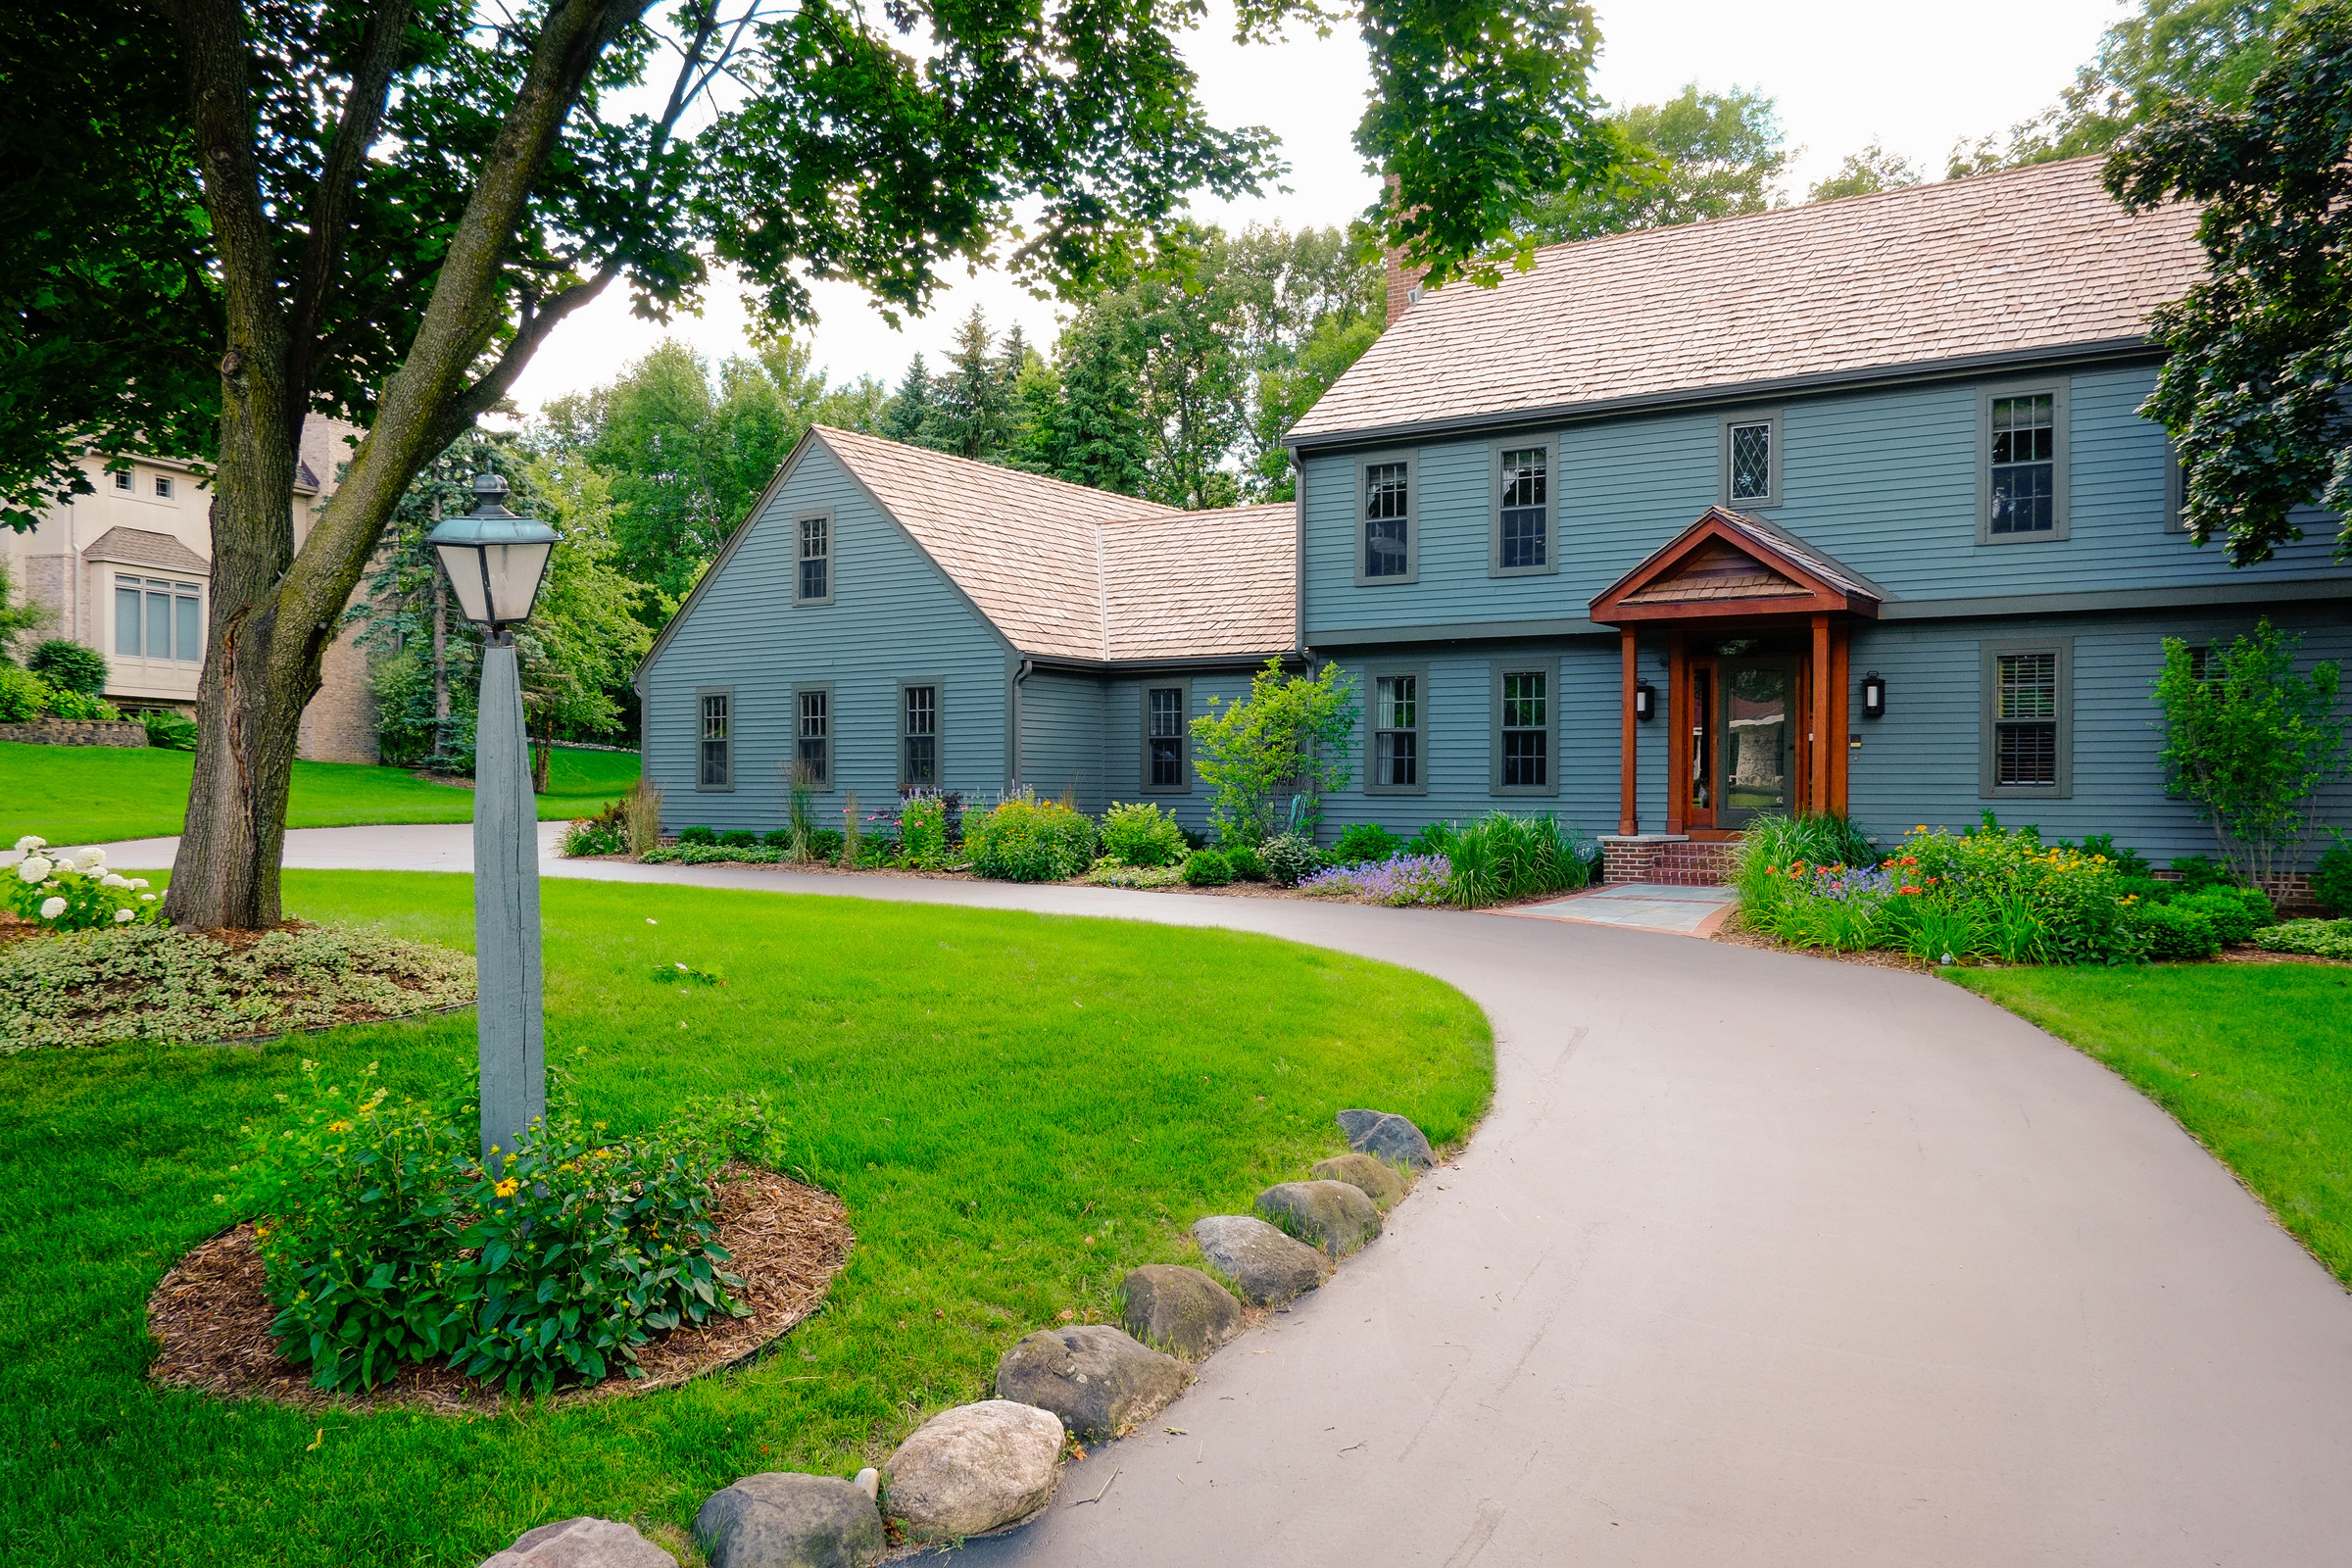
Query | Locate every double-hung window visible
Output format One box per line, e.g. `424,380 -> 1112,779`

1494,666 -> 1553,794
902,683 -> 939,790
1368,667 -> 1426,794
796,513 -> 833,604
1980,382 -> 2070,542
154,474 -> 173,499
697,689 -> 733,791
111,469 -> 132,492
1980,639 -> 2072,798
115,576 -> 202,661
1143,683 -> 1189,791
795,685 -> 831,788
1359,455 -> 1415,583
1721,412 -> 1782,509
1493,444 -> 1553,574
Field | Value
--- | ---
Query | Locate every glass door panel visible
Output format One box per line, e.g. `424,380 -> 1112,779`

1719,661 -> 1793,827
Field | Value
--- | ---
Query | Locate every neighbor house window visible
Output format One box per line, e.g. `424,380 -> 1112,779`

114,576 -> 202,661
1980,639 -> 2072,798
1143,683 -> 1189,791
1980,382 -> 2070,542
154,474 -> 173,499
1359,455 -> 1415,582
1721,412 -> 1782,508
1368,667 -> 1426,794
1493,445 -> 1551,573
795,685 -> 831,787
1494,666 -> 1553,793
697,688 -> 733,791
112,469 -> 132,492
796,513 -> 832,604
902,683 -> 938,790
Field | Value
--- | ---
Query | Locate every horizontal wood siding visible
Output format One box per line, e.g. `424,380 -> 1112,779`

1302,364 -> 2344,641
1100,671 -> 1253,837
640,444 -> 1009,832
1018,671 -> 1105,813
1846,606 -> 2352,862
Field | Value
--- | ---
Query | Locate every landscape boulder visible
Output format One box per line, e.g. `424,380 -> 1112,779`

692,1472 -> 884,1568
886,1400 -> 1065,1540
1336,1108 -> 1435,1170
1311,1152 -> 1409,1210
1254,1180 -> 1381,1258
1188,1214 -> 1329,1306
995,1323 -> 1189,1440
478,1517 -> 676,1568
1122,1263 -> 1245,1360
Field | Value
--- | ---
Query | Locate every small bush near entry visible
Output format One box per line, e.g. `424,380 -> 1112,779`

1259,833 -> 1329,886
719,829 -> 758,849
2315,836 -> 2352,915
2174,885 -> 2276,944
2129,900 -> 2223,960
234,1058 -> 784,1395
26,638 -> 108,696
968,793 -> 1098,882
1182,848 -> 1234,887
1100,802 -> 1187,867
1421,812 -> 1593,907
680,825 -> 717,846
641,843 -> 782,866
2254,918 -> 2352,959
1224,845 -> 1266,881
0,664 -> 43,722
561,818 -> 626,857
140,709 -> 200,750
2169,855 -> 2236,892
1330,822 -> 1403,865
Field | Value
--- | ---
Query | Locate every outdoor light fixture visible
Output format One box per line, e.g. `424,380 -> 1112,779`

1861,670 -> 1886,719
428,472 -> 560,1159
1634,680 -> 1655,721
427,472 -> 560,637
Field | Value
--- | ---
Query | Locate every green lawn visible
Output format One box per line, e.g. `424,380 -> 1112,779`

1952,962 -> 2352,1284
1,741 -> 639,846
0,871 -> 1493,1567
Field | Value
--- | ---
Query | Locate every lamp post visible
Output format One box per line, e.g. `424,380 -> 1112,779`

427,472 -> 561,1162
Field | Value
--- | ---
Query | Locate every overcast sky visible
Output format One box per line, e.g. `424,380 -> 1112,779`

506,0 -> 2131,414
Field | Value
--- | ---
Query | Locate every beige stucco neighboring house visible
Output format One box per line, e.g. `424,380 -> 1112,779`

4,415 -> 380,762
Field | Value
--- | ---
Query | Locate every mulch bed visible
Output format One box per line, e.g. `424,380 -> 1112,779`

146,1164 -> 854,1414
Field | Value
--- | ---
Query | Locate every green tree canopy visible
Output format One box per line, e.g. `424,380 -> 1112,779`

1806,141 -> 1926,204
1524,84 -> 1787,243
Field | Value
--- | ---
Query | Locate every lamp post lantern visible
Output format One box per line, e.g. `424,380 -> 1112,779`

427,473 -> 561,1161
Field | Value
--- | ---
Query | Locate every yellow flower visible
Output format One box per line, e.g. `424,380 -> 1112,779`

495,1178 -> 520,1198
326,1120 -> 353,1133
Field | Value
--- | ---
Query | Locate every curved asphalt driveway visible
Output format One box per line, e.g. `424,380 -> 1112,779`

96,825 -> 2352,1564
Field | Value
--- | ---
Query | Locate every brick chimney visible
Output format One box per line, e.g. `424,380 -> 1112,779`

1382,172 -> 1428,325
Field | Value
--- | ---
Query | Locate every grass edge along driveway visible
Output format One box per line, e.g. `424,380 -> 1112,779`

1,740 -> 639,847
1952,961 -> 2352,1287
0,870 -> 1493,1568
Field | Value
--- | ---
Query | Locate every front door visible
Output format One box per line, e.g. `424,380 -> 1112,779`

1717,659 -> 1796,828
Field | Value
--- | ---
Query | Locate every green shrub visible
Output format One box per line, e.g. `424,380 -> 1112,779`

900,793 -> 953,869
968,793 -> 1098,882
856,832 -> 901,868
641,844 -> 781,865
1181,848 -> 1234,887
719,829 -> 757,849
560,819 -> 626,857
1404,821 -> 1457,858
3,839 -> 162,934
26,639 -> 107,696
2052,832 -> 2151,878
1083,856 -> 1186,889
1100,802 -> 1187,867
1439,812 -> 1592,907
2315,836 -> 2352,916
2253,918 -> 2352,959
1259,833 -> 1328,886
140,708 -> 199,750
1884,889 -> 1989,964
234,1058 -> 783,1395
2113,875 -> 2171,905
2169,855 -> 2235,892
1902,825 -> 2133,963
38,684 -> 118,720
2129,900 -> 2222,960
2173,885 -> 2274,944
1224,845 -> 1265,881
1330,822 -> 1404,865
0,664 -> 41,723
680,825 -> 717,846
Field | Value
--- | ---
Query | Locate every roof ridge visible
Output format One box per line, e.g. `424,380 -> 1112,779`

812,424 -> 1179,516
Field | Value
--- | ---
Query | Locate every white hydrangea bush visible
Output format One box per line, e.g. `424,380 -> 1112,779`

7,836 -> 162,933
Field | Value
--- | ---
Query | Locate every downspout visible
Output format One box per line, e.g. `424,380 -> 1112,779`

1011,655 -> 1033,794
1291,452 -> 1306,665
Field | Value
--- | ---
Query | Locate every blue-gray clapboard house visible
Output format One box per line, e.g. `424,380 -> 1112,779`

640,157 -> 2351,868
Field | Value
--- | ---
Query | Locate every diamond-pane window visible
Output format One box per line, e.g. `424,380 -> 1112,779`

1729,421 -> 1773,502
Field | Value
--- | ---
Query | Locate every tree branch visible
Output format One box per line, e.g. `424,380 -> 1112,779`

424,269 -> 619,454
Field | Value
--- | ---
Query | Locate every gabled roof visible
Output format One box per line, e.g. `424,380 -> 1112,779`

1590,507 -> 1885,624
83,526 -> 209,576
1291,156 -> 2204,446
1102,502 -> 1295,662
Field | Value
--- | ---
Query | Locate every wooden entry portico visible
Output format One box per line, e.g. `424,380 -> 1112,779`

1589,507 -> 1885,837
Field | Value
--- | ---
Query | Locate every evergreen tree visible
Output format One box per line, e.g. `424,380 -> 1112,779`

1052,310 -> 1152,496
881,355 -> 938,447
930,306 -> 1012,460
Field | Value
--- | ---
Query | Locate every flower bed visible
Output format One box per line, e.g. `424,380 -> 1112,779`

7,837 -> 162,932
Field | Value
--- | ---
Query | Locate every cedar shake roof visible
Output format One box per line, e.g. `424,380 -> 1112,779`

1623,539 -> 1805,605
1591,507 -> 1886,624
1290,156 -> 2203,445
812,427 -> 1294,663
82,526 -> 209,576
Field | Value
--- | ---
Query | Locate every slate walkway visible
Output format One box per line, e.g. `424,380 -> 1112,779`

1507,879 -> 1738,937
84,825 -> 2352,1566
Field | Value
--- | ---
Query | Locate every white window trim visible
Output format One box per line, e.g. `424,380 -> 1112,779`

1719,410 -> 1784,510
1354,450 -> 1419,587
1489,660 -> 1559,797
1139,678 -> 1192,795
1977,379 -> 2072,545
794,510 -> 835,606
1489,438 -> 1559,578
695,685 -> 735,793
1365,662 -> 1430,797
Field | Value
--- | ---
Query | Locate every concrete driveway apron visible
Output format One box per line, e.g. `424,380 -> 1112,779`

92,826 -> 2352,1565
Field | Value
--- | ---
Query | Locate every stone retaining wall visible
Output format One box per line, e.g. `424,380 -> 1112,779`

0,719 -> 147,748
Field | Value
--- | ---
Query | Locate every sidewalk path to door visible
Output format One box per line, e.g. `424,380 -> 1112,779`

85,824 -> 2352,1566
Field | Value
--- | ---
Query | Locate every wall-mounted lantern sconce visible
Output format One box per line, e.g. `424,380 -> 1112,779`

1634,681 -> 1655,721
1861,670 -> 1886,720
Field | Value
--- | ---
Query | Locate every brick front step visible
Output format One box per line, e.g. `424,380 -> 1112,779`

1595,836 -> 1740,886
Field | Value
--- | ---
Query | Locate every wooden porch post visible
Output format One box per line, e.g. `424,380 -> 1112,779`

1666,628 -> 1687,834
1618,628 -> 1639,835
1829,622 -> 1851,815
1809,612 -> 1832,813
